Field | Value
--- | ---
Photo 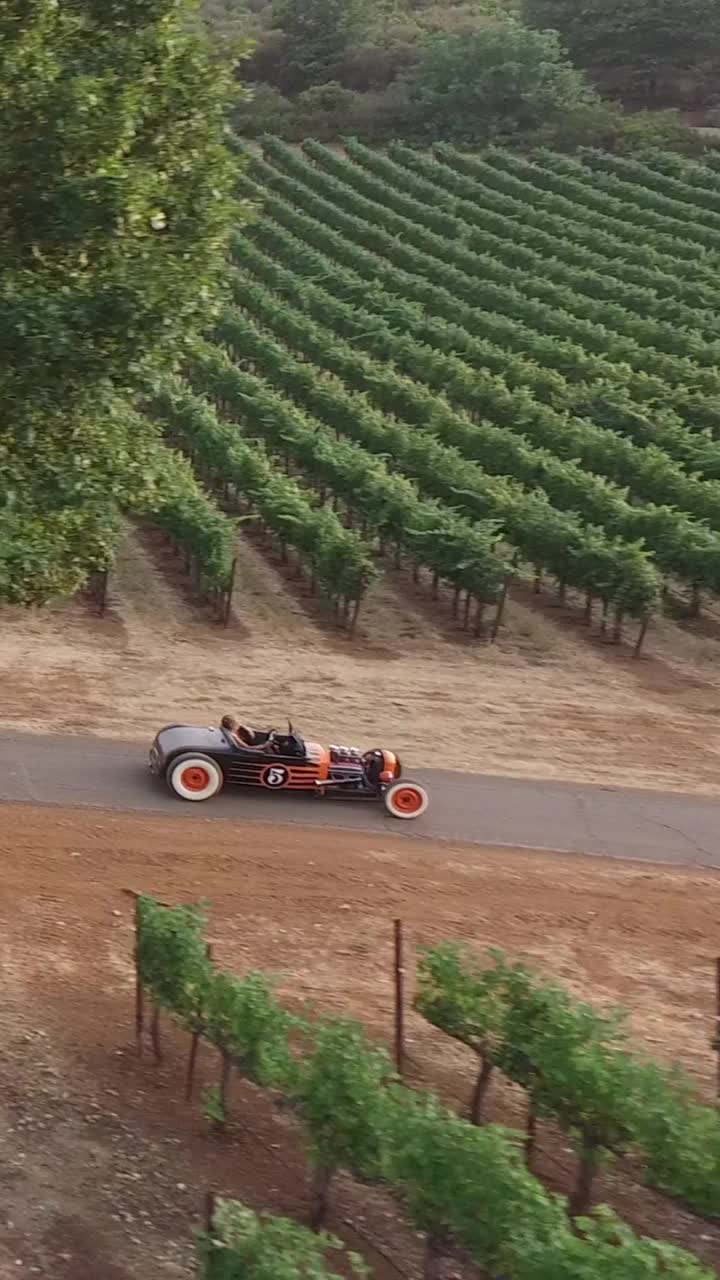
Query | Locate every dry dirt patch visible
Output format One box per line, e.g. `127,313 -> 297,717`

1,803 -> 719,1278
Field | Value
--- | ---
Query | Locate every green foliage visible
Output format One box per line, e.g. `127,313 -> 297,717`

229,234 -> 720,604
150,375 -> 378,606
204,0 -> 718,141
239,149 -> 720,489
229,138 -> 720,623
611,111 -> 711,157
294,1017 -> 396,1180
202,1084 -> 227,1127
497,964 -> 640,1211
415,942 -> 507,1051
270,0 -> 368,93
408,18 -> 598,142
151,490 -> 236,597
0,505 -> 121,605
135,897 -> 717,1277
189,342 -> 507,607
385,1086 -> 568,1267
1,0 -> 245,602
528,97 -> 626,152
137,896 -> 214,1030
137,897 -> 299,1088
204,970 -> 299,1089
415,942 -> 720,1220
522,0 -> 720,107
631,1063 -> 720,1216
511,1206 -> 716,1280
199,1198 -> 369,1279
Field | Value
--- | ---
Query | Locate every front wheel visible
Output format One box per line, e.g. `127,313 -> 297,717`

383,780 -> 428,820
167,753 -> 224,802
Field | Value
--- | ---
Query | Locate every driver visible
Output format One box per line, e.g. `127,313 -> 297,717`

221,715 -> 274,752
236,723 -> 274,749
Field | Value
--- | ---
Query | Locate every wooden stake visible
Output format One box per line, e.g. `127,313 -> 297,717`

151,1004 -> 162,1063
715,958 -> 720,1100
134,897 -> 144,1058
121,890 -> 171,1059
222,558 -> 237,628
219,1050 -> 232,1122
205,1190 -> 216,1234
525,1097 -> 537,1166
349,596 -> 362,637
394,920 -> 405,1077
491,577 -> 509,643
186,1031 -> 200,1101
633,614 -> 650,659
612,607 -> 624,644
463,591 -> 472,630
97,569 -> 109,618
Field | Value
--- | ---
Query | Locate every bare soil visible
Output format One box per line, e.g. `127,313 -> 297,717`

1,802 -> 720,1279
1,525 -> 720,796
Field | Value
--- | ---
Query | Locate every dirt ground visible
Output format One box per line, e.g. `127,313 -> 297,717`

1,801 -> 719,1279
1,525 -> 720,797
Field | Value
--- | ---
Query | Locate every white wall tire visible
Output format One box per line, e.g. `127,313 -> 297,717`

383,780 -> 428,820
167,754 -> 223,802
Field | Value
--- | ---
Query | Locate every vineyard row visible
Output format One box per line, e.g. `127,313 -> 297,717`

259,138 -> 720,399
435,144 -> 720,288
390,142 -> 720,306
233,172 -> 720,464
241,150 -> 720,437
134,895 -> 717,1280
308,137 -> 720,360
187,346 -> 509,612
224,256 -> 720,601
344,139 -> 720,336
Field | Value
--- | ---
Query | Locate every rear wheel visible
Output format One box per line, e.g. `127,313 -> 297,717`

383,780 -> 428,820
167,754 -> 223,802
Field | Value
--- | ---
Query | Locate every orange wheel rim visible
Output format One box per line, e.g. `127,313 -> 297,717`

392,787 -> 423,814
182,766 -> 210,792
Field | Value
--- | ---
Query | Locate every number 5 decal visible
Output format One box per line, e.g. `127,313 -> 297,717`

261,764 -> 290,789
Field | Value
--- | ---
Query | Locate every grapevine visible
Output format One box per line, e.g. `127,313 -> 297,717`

199,1199 -> 369,1279
233,179 -> 720,463
224,268 -> 720,600
187,345 -> 508,612
415,944 -> 720,1219
149,377 -> 378,612
241,152 -> 720,436
262,138 -> 720,393
133,897 -> 717,1280
390,142 -> 720,305
207,317 -> 660,622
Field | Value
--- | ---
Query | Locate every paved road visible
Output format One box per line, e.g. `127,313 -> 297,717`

0,730 -> 719,866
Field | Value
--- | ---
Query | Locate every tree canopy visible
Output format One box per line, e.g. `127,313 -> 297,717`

409,19 -> 598,142
522,0 -> 720,104
204,0 -> 720,141
0,0 -> 244,602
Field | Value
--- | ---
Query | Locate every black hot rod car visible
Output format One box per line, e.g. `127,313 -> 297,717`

149,720 -> 429,820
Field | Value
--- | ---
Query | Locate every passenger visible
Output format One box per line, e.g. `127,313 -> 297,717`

220,715 -> 243,747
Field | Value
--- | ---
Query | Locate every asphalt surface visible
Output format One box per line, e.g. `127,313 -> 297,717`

0,730 -> 719,867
